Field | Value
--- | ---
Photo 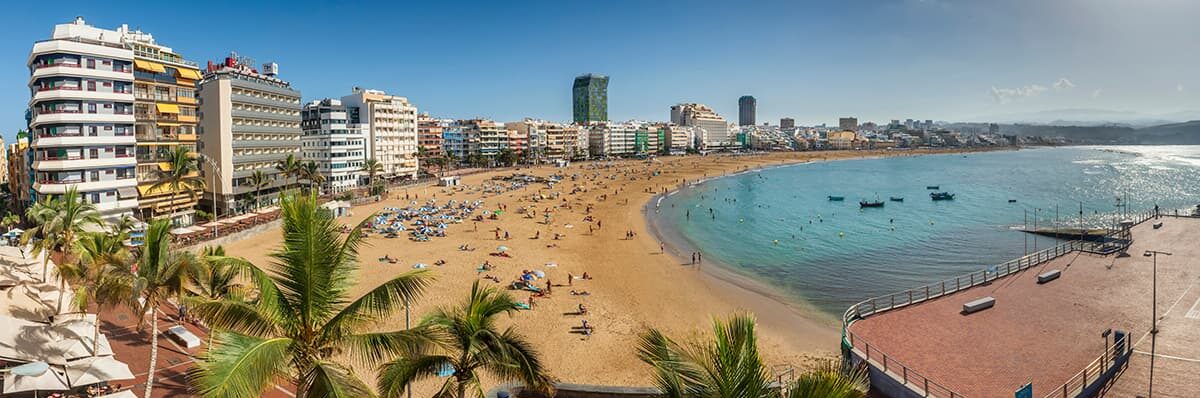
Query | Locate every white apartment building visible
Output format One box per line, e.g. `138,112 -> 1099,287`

301,99 -> 366,194
340,88 -> 418,180
670,103 -> 732,149
664,125 -> 695,154
587,123 -> 638,157
28,17 -> 139,221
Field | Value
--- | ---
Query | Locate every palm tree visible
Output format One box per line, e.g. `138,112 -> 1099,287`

150,146 -> 206,203
21,187 -> 103,284
362,158 -> 383,187
248,170 -> 271,211
300,161 -> 325,194
276,154 -> 303,192
187,246 -> 245,303
786,359 -> 868,398
187,194 -> 432,398
637,314 -> 775,398
128,219 -> 204,398
72,231 -> 135,355
1,212 -> 20,232
377,280 -> 554,398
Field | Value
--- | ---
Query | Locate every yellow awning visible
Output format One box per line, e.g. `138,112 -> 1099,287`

158,162 -> 173,172
156,103 -> 180,114
176,68 -> 202,80
134,60 -> 166,73
156,122 -> 182,127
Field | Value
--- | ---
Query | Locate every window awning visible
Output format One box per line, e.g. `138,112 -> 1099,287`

155,103 -> 180,114
133,60 -> 165,73
117,187 -> 138,199
156,122 -> 182,127
176,68 -> 202,80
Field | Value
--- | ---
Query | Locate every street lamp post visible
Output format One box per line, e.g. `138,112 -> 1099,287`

199,154 -> 222,239
1144,249 -> 1171,398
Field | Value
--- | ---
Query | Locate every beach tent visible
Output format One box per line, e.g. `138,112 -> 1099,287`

2,364 -> 69,393
65,355 -> 135,387
496,246 -> 509,252
0,314 -> 113,364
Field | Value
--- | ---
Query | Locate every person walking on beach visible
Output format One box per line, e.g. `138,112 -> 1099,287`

660,242 -> 665,254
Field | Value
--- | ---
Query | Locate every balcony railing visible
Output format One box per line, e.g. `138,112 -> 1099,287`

38,86 -> 82,92
36,62 -> 81,69
38,155 -> 84,161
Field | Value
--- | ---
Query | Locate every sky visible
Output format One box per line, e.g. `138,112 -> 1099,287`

4,0 -> 1200,141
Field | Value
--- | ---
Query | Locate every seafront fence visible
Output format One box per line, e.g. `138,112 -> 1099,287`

1041,332 -> 1131,398
841,207 -> 1160,398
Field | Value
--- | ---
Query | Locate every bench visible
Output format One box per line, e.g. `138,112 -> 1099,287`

962,296 -> 995,314
166,325 -> 201,349
1037,269 -> 1062,284
1153,222 -> 1163,229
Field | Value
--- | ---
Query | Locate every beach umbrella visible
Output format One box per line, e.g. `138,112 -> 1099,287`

66,356 -> 135,387
413,263 -> 428,269
544,262 -> 558,268
496,246 -> 509,252
3,364 -> 69,393
532,270 -> 546,278
436,361 -> 455,378
10,361 -> 50,376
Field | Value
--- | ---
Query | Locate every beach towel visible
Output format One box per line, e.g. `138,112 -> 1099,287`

514,302 -> 531,310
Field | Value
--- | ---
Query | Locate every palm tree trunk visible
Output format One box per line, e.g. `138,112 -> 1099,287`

56,277 -> 66,315
93,309 -> 103,356
143,306 -> 159,398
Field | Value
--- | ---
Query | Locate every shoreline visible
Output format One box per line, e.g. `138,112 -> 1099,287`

639,147 -> 1019,327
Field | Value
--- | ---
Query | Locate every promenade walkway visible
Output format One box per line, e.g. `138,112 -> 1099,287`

847,216 -> 1199,397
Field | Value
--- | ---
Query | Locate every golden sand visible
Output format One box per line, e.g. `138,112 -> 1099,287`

219,148 -> 1001,392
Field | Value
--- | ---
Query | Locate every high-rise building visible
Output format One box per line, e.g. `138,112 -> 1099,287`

738,95 -> 756,126
340,88 -> 419,180
671,103 -> 731,149
124,25 -> 203,225
416,113 -> 444,174
572,74 -> 608,124
839,117 -> 858,131
28,17 -> 139,222
780,118 -> 795,129
198,53 -> 302,215
301,99 -> 366,194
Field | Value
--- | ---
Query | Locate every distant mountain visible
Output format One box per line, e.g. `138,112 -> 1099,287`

973,108 -> 1200,128
1136,120 -> 1200,144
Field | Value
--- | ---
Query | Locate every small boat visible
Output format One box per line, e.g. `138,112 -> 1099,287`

1008,199 -> 1017,203
926,186 -> 940,190
828,196 -> 845,201
860,200 -> 885,208
930,192 -> 955,201
889,197 -> 904,202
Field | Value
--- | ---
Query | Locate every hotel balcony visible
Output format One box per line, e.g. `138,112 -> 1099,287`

94,198 -> 140,214
34,134 -> 136,147
30,112 -> 135,127
34,156 -> 138,171
34,176 -> 137,194
29,66 -> 132,84
31,89 -> 134,104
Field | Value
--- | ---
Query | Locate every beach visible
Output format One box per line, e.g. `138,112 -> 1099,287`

217,148 -> 1005,393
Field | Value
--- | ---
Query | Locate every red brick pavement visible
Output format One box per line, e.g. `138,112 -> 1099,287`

849,217 -> 1200,397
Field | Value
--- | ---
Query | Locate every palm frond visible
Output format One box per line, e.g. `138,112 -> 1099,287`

376,355 -> 454,398
304,361 -> 376,398
187,332 -> 293,398
787,359 -> 869,398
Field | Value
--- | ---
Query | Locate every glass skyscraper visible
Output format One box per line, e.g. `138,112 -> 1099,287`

573,74 -> 608,124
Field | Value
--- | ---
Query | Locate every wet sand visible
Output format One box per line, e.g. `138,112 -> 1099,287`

217,148 -> 1006,393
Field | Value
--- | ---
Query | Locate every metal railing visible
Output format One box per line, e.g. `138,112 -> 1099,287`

847,333 -> 965,398
1042,334 -> 1130,398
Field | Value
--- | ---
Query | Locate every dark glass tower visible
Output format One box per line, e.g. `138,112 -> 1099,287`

738,95 -> 756,126
573,74 -> 608,124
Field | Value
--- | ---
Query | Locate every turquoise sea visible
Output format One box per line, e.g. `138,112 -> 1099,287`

652,146 -> 1200,315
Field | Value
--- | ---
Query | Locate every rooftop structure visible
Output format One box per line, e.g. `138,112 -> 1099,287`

738,95 -> 756,126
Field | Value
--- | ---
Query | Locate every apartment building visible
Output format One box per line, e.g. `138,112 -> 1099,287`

0,137 -> 6,187
341,88 -> 418,180
198,54 -> 301,215
587,123 -> 638,157
504,119 -> 580,163
416,113 -> 444,174
5,135 -> 32,214
301,99 -> 366,194
664,124 -> 695,154
125,26 -> 202,225
458,119 -> 507,165
28,17 -> 139,222
670,103 -> 732,149
441,123 -> 473,163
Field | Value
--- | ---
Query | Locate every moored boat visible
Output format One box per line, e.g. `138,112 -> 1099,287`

889,197 -> 904,202
926,185 -> 940,190
828,196 -> 845,201
930,192 -> 955,201
860,200 -> 885,208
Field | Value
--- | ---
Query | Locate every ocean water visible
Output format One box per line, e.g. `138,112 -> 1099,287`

653,146 -> 1200,315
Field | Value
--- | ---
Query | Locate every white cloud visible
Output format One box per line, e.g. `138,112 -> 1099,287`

1177,84 -> 1185,93
1053,78 -> 1074,91
990,84 -> 1048,104
1091,89 -> 1103,99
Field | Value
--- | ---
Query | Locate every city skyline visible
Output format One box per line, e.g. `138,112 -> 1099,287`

4,0 -> 1200,142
